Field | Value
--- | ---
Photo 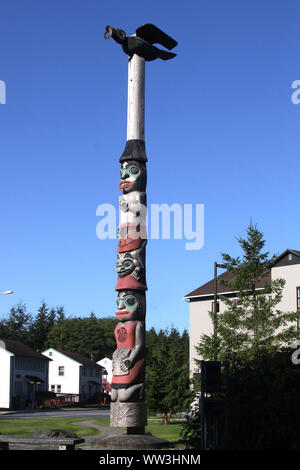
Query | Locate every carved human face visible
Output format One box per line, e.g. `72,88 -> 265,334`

116,254 -> 135,278
115,291 -> 145,322
119,161 -> 146,194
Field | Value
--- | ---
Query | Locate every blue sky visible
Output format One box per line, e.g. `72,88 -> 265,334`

0,0 -> 300,333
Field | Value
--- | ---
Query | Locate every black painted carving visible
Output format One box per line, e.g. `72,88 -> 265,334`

104,24 -> 177,62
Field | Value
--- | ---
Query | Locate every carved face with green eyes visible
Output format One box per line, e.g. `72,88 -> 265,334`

115,290 -> 146,322
119,161 -> 146,194
116,254 -> 135,278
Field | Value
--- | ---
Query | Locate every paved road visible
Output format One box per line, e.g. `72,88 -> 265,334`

0,408 -> 110,420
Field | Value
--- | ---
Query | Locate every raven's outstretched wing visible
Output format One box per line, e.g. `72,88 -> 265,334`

136,24 -> 177,50
154,48 -> 177,61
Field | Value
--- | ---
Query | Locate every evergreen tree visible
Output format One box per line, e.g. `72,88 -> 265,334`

28,302 -> 58,351
196,224 -> 298,362
182,225 -> 300,450
146,327 -> 191,423
0,317 -> 9,338
45,315 -> 118,360
55,306 -> 66,323
3,303 -> 32,343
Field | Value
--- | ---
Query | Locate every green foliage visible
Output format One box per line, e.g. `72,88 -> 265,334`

0,301 -> 117,361
179,405 -> 201,449
181,349 -> 300,450
222,349 -> 300,449
27,302 -> 58,351
182,224 -> 300,450
0,303 -> 32,344
146,327 -> 191,424
196,223 -> 298,362
44,314 -> 118,361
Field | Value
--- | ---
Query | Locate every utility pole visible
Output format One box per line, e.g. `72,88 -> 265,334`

104,24 -> 177,436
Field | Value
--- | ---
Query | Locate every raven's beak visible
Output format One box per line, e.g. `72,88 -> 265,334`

104,25 -> 113,40
104,26 -> 126,45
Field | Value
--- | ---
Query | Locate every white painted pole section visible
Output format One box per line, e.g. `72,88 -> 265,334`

126,53 -> 145,141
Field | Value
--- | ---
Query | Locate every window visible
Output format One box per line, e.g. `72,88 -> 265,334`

51,385 -> 55,392
58,366 -> 65,376
49,352 -> 52,356
57,385 -> 61,393
297,287 -> 300,311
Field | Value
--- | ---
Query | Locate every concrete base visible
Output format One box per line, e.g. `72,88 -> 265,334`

90,433 -> 169,450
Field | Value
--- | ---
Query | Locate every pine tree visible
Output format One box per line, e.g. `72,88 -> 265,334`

146,327 -> 191,423
45,315 -> 118,360
196,224 -> 299,362
28,302 -> 57,351
3,303 -> 32,343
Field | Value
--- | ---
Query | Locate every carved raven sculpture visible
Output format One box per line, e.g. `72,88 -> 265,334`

104,23 -> 177,61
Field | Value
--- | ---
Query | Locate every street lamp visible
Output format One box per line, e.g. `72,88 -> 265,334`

0,290 -> 13,295
213,262 -> 226,360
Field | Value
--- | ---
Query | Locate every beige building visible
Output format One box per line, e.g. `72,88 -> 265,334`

184,249 -> 300,376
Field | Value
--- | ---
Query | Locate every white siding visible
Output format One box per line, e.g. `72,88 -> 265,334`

42,349 -> 81,394
0,347 -> 13,408
272,264 -> 300,313
189,298 -> 228,376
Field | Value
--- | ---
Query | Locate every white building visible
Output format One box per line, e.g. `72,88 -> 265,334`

97,357 -> 112,384
184,249 -> 300,377
0,339 -> 51,409
42,348 -> 102,401
97,357 -> 112,397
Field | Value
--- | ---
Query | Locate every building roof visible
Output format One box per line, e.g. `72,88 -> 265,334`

184,269 -> 271,299
0,338 -> 52,361
272,249 -> 300,265
184,248 -> 300,300
55,349 -> 103,370
97,357 -> 112,365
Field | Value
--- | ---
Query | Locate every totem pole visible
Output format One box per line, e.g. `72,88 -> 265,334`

105,24 -> 177,435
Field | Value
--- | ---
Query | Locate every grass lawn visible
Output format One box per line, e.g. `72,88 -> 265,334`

147,422 -> 183,443
0,418 -> 100,437
93,418 -> 184,445
0,417 -> 185,447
